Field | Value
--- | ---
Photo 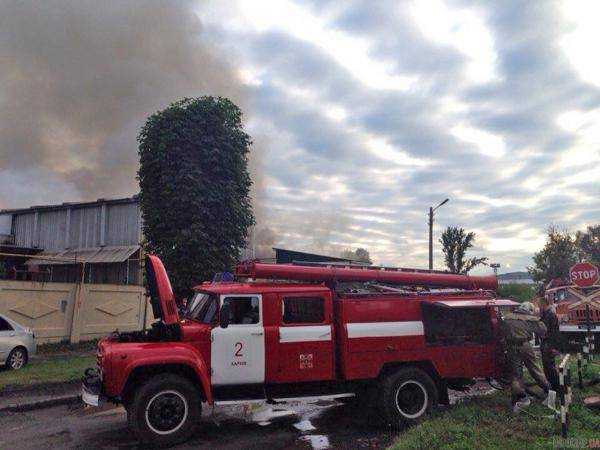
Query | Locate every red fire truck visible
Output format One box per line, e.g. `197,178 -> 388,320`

545,262 -> 600,342
82,255 -> 516,446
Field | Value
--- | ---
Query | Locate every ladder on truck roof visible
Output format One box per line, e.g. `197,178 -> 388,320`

235,260 -> 498,291
289,260 -> 453,275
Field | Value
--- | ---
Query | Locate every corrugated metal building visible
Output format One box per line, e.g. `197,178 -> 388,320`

0,197 -> 142,285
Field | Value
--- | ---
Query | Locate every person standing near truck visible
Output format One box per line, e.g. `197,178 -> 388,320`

539,289 -> 561,392
501,302 -> 551,412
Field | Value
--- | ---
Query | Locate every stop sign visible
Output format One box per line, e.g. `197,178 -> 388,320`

569,262 -> 599,288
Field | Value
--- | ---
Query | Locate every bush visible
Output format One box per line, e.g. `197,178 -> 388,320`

497,283 -> 537,303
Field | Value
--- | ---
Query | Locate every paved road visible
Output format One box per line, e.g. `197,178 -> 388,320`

0,399 -> 396,449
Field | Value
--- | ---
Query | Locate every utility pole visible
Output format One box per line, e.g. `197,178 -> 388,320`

428,198 -> 449,270
428,207 -> 434,271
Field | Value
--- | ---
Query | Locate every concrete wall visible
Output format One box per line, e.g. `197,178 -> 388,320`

0,279 -> 150,343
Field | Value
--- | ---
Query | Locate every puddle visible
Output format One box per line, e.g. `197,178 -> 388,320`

295,418 -> 329,449
293,419 -> 316,432
209,398 -> 340,423
251,407 -> 297,424
201,385 -> 497,449
299,434 -> 330,449
206,399 -> 339,447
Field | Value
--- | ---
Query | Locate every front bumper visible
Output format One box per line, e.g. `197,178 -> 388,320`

82,368 -> 103,407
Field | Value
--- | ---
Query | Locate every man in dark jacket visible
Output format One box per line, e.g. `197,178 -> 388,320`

501,302 -> 550,412
539,291 -> 561,391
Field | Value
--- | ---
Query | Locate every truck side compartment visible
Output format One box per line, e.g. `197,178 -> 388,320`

337,295 -> 498,381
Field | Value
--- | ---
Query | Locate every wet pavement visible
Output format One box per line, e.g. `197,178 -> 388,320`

0,383 -> 499,449
0,397 -> 396,449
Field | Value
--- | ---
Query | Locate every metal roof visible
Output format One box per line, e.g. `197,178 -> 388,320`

272,247 -> 362,264
0,195 -> 139,215
26,245 -> 140,265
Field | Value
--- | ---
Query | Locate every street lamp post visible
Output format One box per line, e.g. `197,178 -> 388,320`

490,263 -> 500,276
428,198 -> 449,270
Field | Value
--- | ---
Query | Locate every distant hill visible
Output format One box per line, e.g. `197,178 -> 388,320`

498,271 -> 534,284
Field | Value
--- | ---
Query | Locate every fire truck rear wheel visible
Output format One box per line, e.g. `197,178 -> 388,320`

127,374 -> 201,447
379,367 -> 438,428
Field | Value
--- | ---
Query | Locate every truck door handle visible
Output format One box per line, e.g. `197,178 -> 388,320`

251,331 -> 264,336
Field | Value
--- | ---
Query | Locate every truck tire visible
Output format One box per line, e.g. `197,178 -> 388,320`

378,367 -> 438,429
127,374 -> 201,447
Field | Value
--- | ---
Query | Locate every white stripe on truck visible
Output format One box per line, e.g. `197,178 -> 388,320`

279,325 -> 332,343
346,321 -> 424,338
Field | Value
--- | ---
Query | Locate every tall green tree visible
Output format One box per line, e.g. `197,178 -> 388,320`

528,226 -> 578,283
576,224 -> 600,267
355,248 -> 372,264
138,97 -> 254,298
439,227 -> 488,274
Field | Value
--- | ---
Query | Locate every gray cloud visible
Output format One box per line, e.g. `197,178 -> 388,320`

221,0 -> 599,270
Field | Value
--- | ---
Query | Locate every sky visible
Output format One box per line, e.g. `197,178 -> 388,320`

1,0 -> 599,273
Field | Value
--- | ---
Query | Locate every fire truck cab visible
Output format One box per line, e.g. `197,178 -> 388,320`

82,256 -> 515,446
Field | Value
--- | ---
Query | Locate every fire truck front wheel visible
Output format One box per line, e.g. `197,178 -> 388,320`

379,367 -> 438,428
127,374 -> 202,447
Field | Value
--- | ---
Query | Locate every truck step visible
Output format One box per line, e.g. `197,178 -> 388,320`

214,392 -> 355,406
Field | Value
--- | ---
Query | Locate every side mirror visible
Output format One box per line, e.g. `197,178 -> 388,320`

219,303 -> 231,329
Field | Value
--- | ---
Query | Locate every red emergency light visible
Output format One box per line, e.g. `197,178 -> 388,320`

235,262 -> 498,290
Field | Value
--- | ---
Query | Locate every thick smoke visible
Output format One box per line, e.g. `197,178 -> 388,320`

0,0 -> 255,209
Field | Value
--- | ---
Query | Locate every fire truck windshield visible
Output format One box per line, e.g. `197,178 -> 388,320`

185,292 -> 218,324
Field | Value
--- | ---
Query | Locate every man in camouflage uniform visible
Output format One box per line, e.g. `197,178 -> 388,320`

501,302 -> 551,412
539,290 -> 561,392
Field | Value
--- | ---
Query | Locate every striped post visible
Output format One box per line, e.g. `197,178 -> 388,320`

584,335 -> 590,362
585,305 -> 593,362
583,333 -> 591,362
566,367 -> 572,408
558,354 -> 570,438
